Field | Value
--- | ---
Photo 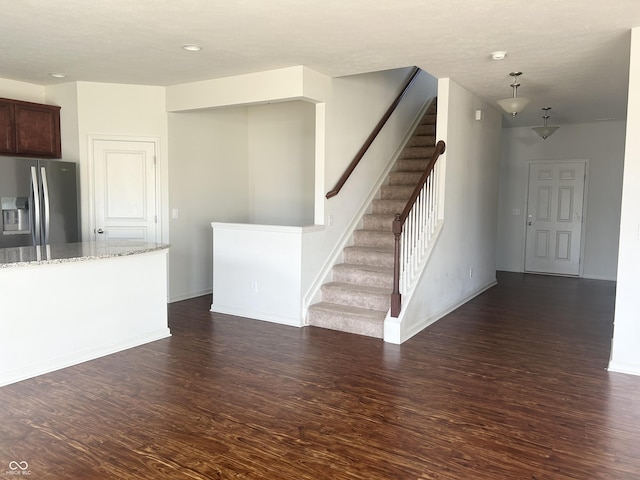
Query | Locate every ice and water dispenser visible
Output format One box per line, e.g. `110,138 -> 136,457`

1,197 -> 30,235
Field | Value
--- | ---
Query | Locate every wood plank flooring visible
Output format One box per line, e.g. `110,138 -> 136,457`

1,271 -> 639,479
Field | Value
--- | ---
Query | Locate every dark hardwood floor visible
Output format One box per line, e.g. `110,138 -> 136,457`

1,271 -> 639,479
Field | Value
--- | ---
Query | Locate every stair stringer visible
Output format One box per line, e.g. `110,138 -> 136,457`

302,96 -> 436,322
383,220 -> 444,344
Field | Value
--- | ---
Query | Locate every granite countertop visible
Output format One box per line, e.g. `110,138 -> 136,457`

0,240 -> 169,268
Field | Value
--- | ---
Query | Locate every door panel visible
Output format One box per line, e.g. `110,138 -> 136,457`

525,162 -> 585,275
92,139 -> 158,242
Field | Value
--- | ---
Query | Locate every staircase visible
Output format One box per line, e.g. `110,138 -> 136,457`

308,99 -> 437,338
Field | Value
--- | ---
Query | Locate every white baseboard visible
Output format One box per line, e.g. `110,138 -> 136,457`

169,288 -> 213,303
608,360 -> 640,377
210,304 -> 303,328
386,279 -> 497,344
581,273 -> 617,282
0,329 -> 171,387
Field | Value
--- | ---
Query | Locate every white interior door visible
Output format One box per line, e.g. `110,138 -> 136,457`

92,138 -> 158,242
524,162 -> 586,275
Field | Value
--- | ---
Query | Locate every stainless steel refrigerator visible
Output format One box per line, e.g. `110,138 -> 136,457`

0,158 -> 79,248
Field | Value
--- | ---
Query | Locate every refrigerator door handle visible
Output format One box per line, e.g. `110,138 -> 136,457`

30,166 -> 42,245
40,166 -> 50,245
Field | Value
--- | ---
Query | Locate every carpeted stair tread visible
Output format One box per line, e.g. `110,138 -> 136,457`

307,302 -> 386,338
401,146 -> 436,159
343,245 -> 395,268
371,198 -> 407,215
421,113 -> 436,124
407,135 -> 436,147
321,281 -> 392,311
394,158 -> 431,172
362,214 -> 395,231
415,124 -> 436,136
333,263 -> 393,288
380,184 -> 415,200
388,171 -> 424,185
353,229 -> 394,248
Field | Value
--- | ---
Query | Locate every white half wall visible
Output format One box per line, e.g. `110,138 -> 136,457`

610,27 -> 640,376
497,121 -> 625,280
211,223 -> 316,326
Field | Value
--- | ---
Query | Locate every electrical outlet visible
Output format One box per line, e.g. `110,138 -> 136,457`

328,215 -> 334,228
469,268 -> 473,278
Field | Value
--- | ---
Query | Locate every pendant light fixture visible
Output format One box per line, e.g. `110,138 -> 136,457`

532,107 -> 559,140
497,72 -> 531,116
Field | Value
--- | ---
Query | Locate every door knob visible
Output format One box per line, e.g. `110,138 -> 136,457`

96,228 -> 104,234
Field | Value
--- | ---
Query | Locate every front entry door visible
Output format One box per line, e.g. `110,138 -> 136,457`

524,161 -> 586,276
92,138 -> 158,242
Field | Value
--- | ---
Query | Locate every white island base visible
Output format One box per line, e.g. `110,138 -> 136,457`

0,243 -> 170,387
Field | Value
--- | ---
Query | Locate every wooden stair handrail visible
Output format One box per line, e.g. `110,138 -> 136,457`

326,67 -> 421,199
391,140 -> 446,317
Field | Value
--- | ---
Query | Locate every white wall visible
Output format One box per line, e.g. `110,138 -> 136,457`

45,82 -> 80,163
209,69 -> 437,325
610,27 -> 640,376
167,67 -> 430,303
74,82 -> 169,243
302,68 -> 439,307
248,101 -> 316,226
0,78 -> 44,103
497,121 -> 625,280
166,66 -> 330,111
392,78 -> 502,342
167,108 -> 250,302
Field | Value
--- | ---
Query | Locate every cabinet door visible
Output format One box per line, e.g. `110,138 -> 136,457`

0,101 -> 15,154
14,103 -> 61,158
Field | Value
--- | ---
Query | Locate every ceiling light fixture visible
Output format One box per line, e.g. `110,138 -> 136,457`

49,73 -> 66,79
491,51 -> 507,60
182,44 -> 202,52
532,107 -> 559,140
497,72 -> 531,116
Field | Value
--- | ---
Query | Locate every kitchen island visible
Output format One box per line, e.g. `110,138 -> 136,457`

0,241 -> 170,386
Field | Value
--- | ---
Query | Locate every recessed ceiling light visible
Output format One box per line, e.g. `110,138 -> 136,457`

182,44 -> 202,52
491,51 -> 507,61
49,73 -> 66,78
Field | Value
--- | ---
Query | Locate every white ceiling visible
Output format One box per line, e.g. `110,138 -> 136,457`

2,0 -> 640,127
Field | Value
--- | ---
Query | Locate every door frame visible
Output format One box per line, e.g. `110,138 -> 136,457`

521,159 -> 589,276
87,134 -> 162,243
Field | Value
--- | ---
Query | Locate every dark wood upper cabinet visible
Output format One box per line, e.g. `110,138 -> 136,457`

0,101 -> 16,154
0,98 -> 61,159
